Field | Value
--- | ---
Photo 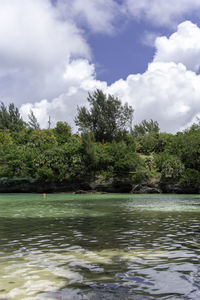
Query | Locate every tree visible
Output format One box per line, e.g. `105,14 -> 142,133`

156,154 -> 185,181
29,129 -> 57,150
75,89 -> 134,142
81,131 -> 97,172
134,119 -> 159,137
0,102 -> 26,131
28,110 -> 40,129
0,131 -> 13,148
54,121 -> 71,144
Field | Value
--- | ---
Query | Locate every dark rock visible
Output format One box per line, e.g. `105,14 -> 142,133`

161,183 -> 198,194
131,184 -> 162,194
89,177 -> 133,193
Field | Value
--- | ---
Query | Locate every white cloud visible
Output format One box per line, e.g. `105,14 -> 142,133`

0,0 -> 90,105
108,62 -> 200,133
21,59 -> 200,133
22,20 -> 200,134
125,0 -> 200,27
154,21 -> 200,72
57,0 -> 121,34
1,1 -> 200,133
142,31 -> 158,47
20,59 -> 107,129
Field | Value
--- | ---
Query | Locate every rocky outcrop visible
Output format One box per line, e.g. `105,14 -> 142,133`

89,177 -> 133,193
0,178 -> 90,193
0,177 -> 198,194
131,184 -> 161,194
160,183 -> 199,194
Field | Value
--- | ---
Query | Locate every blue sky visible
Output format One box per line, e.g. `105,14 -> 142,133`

88,20 -> 155,84
1,0 -> 200,132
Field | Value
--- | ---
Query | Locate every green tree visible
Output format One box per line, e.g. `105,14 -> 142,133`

154,152 -> 185,183
81,131 -> 97,172
167,123 -> 200,171
54,121 -> 71,144
75,89 -> 134,142
134,119 -> 159,137
179,168 -> 200,191
0,131 -> 13,148
28,110 -> 40,129
0,102 -> 26,131
29,129 -> 57,150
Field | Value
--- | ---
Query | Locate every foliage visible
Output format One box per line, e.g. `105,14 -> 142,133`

0,97 -> 199,191
161,156 -> 185,181
0,131 -> 13,148
136,133 -> 160,154
131,170 -> 149,184
29,129 -> 58,150
154,152 -> 185,180
75,89 -> 134,142
81,131 -> 97,172
179,168 -> 200,190
0,102 -> 25,131
54,121 -> 71,144
134,119 -> 159,137
28,110 -> 40,129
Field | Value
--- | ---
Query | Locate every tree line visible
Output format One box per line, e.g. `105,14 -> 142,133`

0,89 -> 199,192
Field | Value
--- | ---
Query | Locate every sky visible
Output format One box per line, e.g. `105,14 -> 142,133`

1,0 -> 200,132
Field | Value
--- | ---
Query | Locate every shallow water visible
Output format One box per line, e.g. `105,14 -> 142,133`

0,193 -> 199,299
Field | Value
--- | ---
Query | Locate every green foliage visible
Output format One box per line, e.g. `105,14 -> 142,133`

0,102 -> 26,132
94,140 -> 143,177
136,133 -> 160,154
28,110 -> 40,129
54,121 -> 71,144
75,89 -> 134,142
0,95 -> 199,192
29,129 -> 57,150
173,125 -> 200,170
179,168 -> 200,190
34,147 -> 69,180
131,170 -> 149,184
11,129 -> 32,145
134,119 -> 159,137
154,152 -> 185,183
0,145 -> 31,178
0,131 -> 13,148
155,133 -> 175,153
81,131 -> 97,172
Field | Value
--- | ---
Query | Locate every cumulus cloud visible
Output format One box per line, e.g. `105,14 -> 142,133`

108,62 -> 200,132
20,20 -> 200,133
154,21 -> 200,72
57,0 -> 121,34
21,59 -> 200,133
20,59 -> 107,128
1,0 -> 200,133
125,0 -> 200,27
0,0 -> 90,105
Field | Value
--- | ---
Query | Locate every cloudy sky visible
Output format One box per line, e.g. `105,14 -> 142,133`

1,0 -> 200,132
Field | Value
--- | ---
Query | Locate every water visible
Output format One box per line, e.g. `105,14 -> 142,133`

0,193 -> 199,300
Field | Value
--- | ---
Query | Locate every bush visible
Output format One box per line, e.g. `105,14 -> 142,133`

179,168 -> 200,190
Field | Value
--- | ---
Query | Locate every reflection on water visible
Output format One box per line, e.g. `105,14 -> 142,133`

0,194 -> 199,299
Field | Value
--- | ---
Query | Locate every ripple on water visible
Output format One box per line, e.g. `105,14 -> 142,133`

0,194 -> 199,299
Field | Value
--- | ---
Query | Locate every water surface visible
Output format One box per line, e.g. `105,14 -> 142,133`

0,193 -> 199,299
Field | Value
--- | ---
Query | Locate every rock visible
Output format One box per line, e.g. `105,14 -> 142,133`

161,183 -> 198,194
89,177 -> 133,193
131,184 -> 162,194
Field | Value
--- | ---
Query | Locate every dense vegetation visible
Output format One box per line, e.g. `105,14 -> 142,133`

0,90 -> 199,193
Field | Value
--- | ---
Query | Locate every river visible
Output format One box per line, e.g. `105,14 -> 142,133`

0,193 -> 199,299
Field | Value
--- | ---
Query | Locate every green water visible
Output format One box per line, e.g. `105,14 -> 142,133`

0,193 -> 199,300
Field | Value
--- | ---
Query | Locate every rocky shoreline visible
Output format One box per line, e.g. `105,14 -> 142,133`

0,177 -> 198,194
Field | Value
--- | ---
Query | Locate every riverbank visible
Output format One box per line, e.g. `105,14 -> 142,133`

0,177 -> 199,194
